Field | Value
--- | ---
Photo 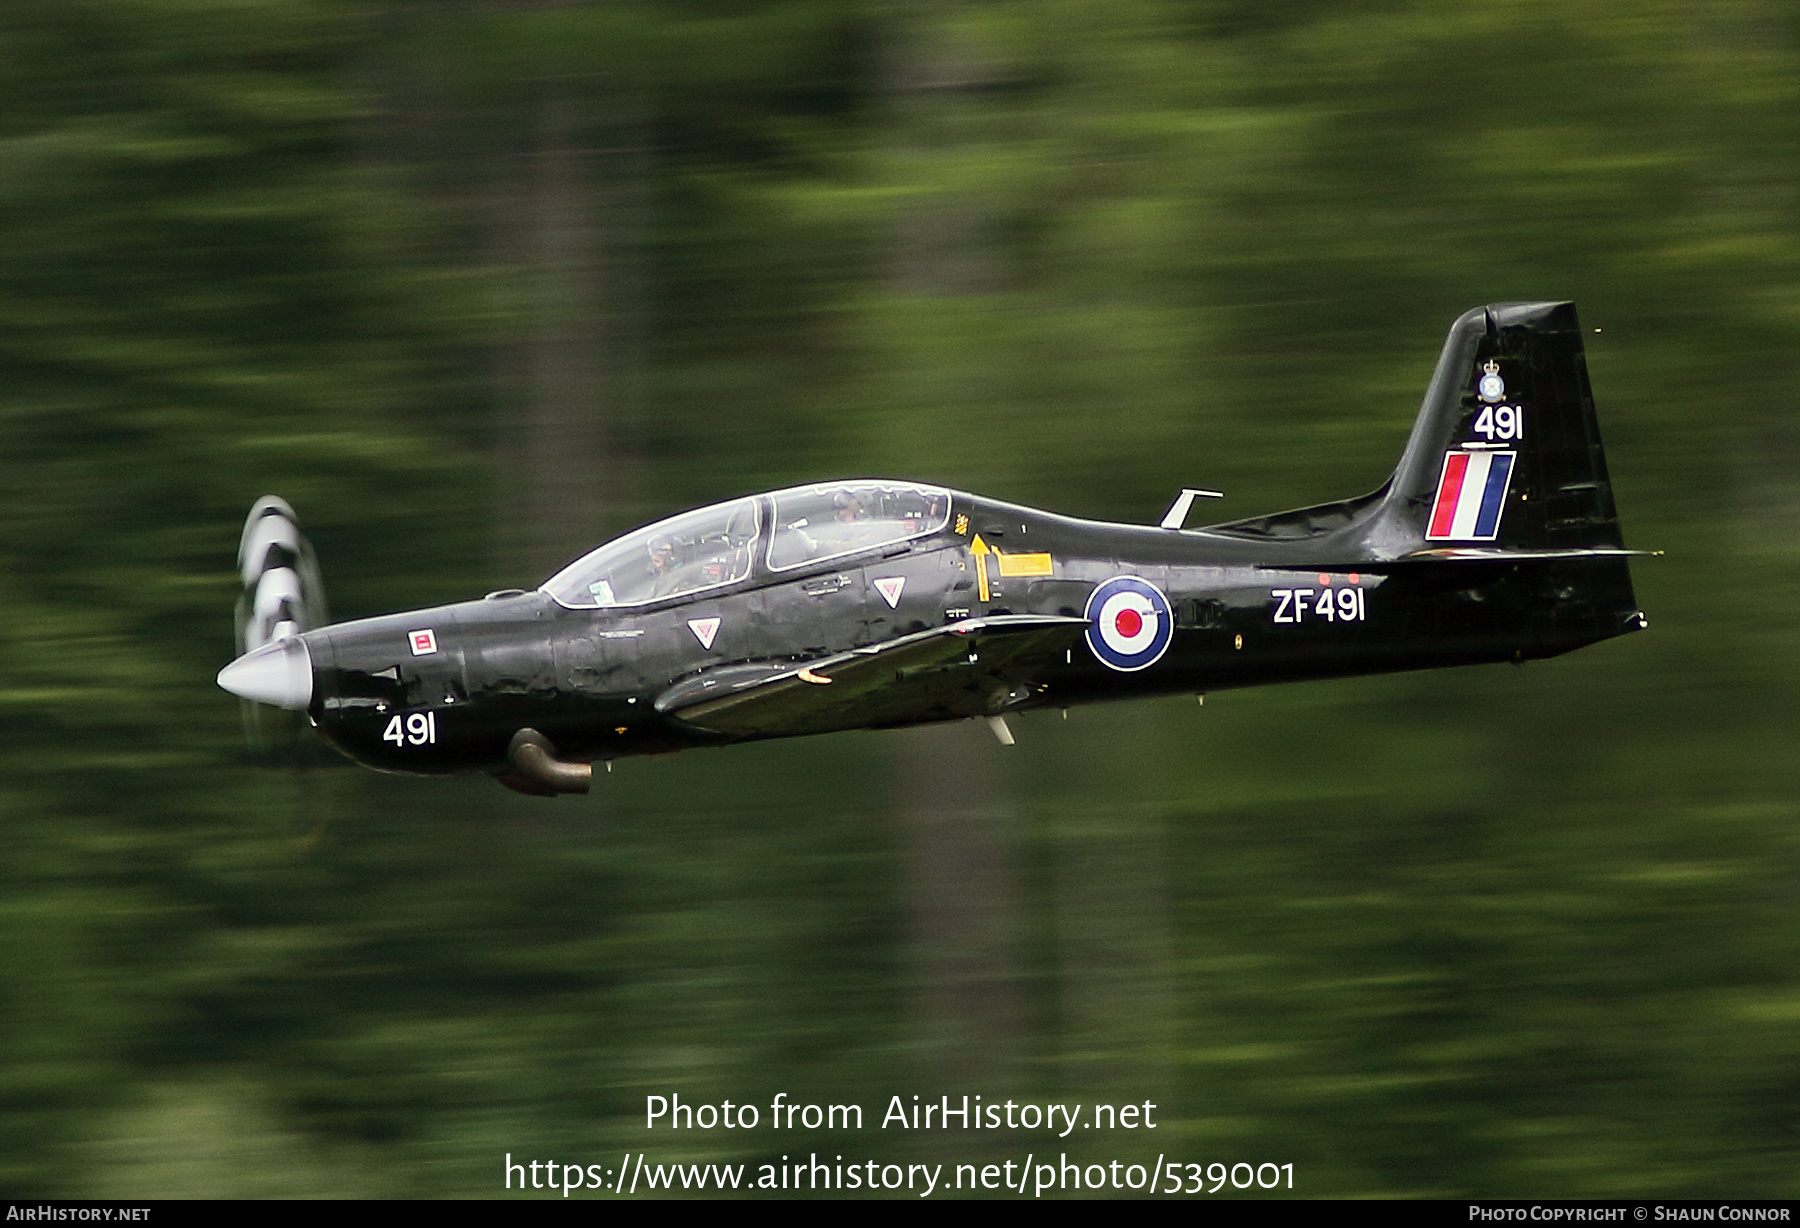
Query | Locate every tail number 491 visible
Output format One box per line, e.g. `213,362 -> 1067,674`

1472,405 -> 1523,441
383,711 -> 438,746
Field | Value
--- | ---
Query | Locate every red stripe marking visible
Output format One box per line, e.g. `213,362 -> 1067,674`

1428,453 -> 1470,538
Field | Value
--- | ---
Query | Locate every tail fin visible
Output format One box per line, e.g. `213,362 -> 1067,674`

1209,301 -> 1635,559
1209,302 -> 1647,651
1374,300 -> 1627,557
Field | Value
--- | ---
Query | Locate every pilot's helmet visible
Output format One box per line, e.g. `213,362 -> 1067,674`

833,490 -> 866,520
647,534 -> 676,567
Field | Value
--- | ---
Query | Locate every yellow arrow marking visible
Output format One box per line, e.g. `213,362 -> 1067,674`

971,534 -> 992,602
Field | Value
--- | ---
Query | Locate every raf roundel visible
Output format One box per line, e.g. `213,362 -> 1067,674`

1084,576 -> 1174,672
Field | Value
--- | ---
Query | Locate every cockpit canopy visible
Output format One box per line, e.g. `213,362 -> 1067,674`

767,481 -> 949,570
541,481 -> 950,610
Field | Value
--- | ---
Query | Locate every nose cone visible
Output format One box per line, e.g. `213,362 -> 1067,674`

218,636 -> 313,710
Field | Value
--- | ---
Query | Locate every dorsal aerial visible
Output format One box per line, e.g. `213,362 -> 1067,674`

219,302 -> 1648,797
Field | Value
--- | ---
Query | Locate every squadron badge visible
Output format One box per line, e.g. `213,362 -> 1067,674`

1477,359 -> 1506,404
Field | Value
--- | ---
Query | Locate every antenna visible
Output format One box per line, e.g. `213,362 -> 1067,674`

1159,488 -> 1224,530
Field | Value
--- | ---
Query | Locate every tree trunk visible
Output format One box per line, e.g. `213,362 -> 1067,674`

495,75 -> 646,582
883,0 -> 1027,1088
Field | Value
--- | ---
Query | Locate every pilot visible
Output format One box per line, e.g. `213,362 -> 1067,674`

648,533 -> 675,574
833,491 -> 868,523
647,533 -> 684,597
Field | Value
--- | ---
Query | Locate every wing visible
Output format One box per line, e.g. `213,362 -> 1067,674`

654,614 -> 1088,738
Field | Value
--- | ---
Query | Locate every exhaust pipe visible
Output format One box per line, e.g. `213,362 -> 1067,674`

496,728 -> 591,797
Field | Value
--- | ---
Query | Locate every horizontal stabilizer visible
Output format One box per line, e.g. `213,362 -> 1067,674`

1270,546 -> 1655,573
1399,546 -> 1653,562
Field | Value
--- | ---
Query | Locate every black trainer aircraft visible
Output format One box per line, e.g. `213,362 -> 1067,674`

220,301 -> 1647,797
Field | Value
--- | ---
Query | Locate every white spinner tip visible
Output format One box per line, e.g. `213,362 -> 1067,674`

218,636 -> 313,710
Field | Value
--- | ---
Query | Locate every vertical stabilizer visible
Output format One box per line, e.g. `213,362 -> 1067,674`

1373,301 -> 1626,557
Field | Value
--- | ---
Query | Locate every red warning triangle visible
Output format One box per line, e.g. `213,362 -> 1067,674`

687,617 -> 721,650
873,576 -> 905,609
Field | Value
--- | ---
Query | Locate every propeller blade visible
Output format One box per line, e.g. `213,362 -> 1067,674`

225,497 -> 327,763
235,496 -> 326,656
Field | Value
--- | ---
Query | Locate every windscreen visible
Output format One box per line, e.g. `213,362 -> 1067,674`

541,498 -> 760,609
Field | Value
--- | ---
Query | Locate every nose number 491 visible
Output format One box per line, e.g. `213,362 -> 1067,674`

383,711 -> 438,746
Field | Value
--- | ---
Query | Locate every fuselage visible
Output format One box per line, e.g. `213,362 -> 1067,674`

301,482 -> 1639,776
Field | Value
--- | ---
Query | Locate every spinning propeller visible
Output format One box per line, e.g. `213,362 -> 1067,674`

221,497 -> 327,761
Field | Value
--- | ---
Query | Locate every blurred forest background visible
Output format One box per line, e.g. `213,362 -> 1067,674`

1,0 -> 1797,1199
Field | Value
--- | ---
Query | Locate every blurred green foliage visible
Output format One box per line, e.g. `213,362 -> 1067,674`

0,0 -> 1796,1198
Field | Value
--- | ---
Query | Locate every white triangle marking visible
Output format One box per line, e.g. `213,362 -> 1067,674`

687,617 -> 721,650
873,576 -> 905,609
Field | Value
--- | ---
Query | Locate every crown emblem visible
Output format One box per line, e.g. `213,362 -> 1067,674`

1477,359 -> 1506,404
